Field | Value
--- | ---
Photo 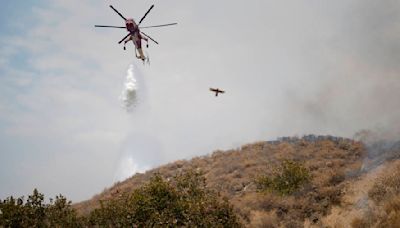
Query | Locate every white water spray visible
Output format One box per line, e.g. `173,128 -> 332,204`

114,63 -> 154,181
114,156 -> 150,181
120,64 -> 138,111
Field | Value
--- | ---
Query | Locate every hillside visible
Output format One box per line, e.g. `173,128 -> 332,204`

2,134 -> 399,227
75,135 -> 393,227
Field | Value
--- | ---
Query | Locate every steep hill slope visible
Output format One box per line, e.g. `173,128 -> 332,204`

75,135 -> 368,226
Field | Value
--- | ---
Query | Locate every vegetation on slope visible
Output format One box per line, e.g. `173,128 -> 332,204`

352,161 -> 400,228
75,135 -> 365,227
0,189 -> 83,227
4,134 -> 400,227
88,171 -> 241,227
256,160 -> 311,195
0,171 -> 241,227
5,135 -> 386,227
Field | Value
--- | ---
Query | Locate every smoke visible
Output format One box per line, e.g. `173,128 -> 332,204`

354,128 -> 400,172
119,64 -> 139,111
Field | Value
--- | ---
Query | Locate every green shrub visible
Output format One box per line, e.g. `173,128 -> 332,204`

256,160 -> 311,195
0,189 -> 83,228
47,194 -> 83,227
89,171 -> 242,227
0,196 -> 27,227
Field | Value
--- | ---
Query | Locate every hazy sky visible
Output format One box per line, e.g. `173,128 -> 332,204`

1,0 -> 399,201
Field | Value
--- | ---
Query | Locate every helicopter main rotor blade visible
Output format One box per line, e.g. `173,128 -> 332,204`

109,5 -> 127,21
95,25 -> 126,29
138,5 -> 154,26
139,23 -> 177,29
118,33 -> 131,44
140,31 -> 159,45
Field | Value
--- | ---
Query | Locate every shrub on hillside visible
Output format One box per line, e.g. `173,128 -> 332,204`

47,195 -> 83,227
0,196 -> 27,227
0,189 -> 83,228
89,171 -> 242,227
256,160 -> 311,195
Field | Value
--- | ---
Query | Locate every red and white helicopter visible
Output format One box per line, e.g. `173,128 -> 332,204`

95,5 -> 177,63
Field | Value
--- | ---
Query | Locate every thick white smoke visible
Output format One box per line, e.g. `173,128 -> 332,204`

119,64 -> 138,111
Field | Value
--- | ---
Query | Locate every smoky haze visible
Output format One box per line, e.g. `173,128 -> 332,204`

0,0 -> 399,201
255,0 -> 400,138
115,0 -> 400,179
117,0 -> 400,179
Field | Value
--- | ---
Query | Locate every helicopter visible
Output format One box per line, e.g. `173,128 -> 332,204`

95,5 -> 177,63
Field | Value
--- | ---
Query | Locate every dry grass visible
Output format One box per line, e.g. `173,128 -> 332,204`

352,161 -> 400,228
369,163 -> 400,203
248,210 -> 278,228
74,135 -> 365,227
